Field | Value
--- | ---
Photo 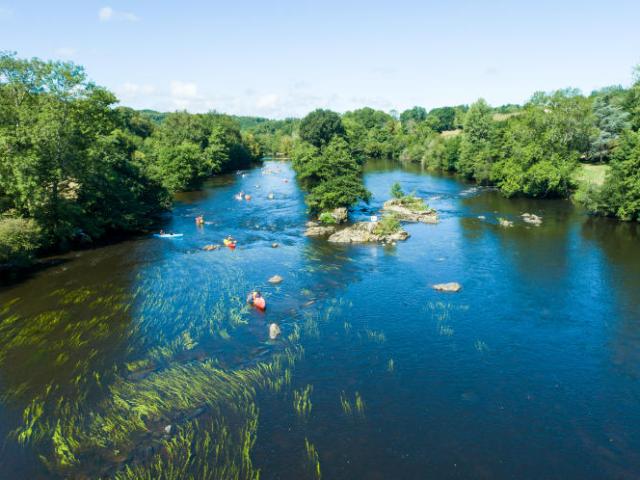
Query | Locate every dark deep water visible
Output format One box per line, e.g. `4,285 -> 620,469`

1,159 -> 639,479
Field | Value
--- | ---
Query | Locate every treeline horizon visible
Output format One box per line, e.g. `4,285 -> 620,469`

2,52 -> 639,268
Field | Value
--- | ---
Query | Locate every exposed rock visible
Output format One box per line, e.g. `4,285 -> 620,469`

271,242 -> 279,248
269,323 -> 281,340
521,212 -> 542,226
382,198 -> 438,223
304,222 -> 337,237
268,275 -> 283,284
498,218 -> 514,228
202,244 -> 219,251
433,282 -> 462,292
329,207 -> 348,224
328,221 -> 409,244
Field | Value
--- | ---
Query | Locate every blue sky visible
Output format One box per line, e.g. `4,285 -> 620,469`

1,1 -> 639,118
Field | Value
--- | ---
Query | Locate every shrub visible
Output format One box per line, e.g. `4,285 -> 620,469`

0,218 -> 42,267
390,182 -> 404,199
318,212 -> 337,225
374,214 -> 401,236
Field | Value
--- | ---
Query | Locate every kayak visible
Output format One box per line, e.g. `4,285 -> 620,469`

154,233 -> 183,238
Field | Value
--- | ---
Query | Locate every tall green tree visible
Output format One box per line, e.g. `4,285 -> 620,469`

299,109 -> 345,148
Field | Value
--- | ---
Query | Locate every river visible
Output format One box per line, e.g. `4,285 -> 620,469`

0,159 -> 639,479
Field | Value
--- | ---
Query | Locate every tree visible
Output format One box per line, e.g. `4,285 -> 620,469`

400,106 -> 427,125
595,130 -> 640,221
291,136 -> 370,213
458,99 -> 495,182
589,97 -> 630,162
299,109 -> 345,148
390,182 -> 404,199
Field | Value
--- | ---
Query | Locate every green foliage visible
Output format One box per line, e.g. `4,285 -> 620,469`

318,212 -> 337,225
458,99 -> 496,182
291,137 -> 370,213
299,109 -> 345,148
491,91 -> 591,197
593,130 -> 640,220
143,112 -> 253,192
390,182 -> 404,199
0,52 -> 168,254
373,214 -> 401,236
0,218 -> 42,266
400,106 -> 427,125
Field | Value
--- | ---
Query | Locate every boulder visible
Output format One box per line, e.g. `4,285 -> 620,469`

521,213 -> 542,226
433,282 -> 462,292
329,207 -> 348,224
269,323 -> 281,340
268,275 -> 283,284
328,221 -> 409,244
382,198 -> 438,224
304,223 -> 337,237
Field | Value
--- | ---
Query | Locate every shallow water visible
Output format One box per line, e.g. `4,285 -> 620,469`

1,159 -> 639,479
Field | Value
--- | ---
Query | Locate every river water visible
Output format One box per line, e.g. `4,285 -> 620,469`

0,159 -> 639,479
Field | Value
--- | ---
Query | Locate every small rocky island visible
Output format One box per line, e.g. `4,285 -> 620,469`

305,184 -> 436,243
328,219 -> 409,243
382,196 -> 438,224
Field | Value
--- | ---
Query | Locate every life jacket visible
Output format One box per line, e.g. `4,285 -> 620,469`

253,296 -> 266,310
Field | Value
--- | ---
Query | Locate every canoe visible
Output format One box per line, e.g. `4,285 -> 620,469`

153,233 -> 183,238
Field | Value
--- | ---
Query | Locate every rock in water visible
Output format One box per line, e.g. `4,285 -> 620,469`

271,242 -> 279,248
329,207 -> 348,224
269,323 -> 281,340
304,222 -> 337,237
521,213 -> 542,226
328,221 -> 409,243
382,198 -> 438,223
268,275 -> 283,284
433,282 -> 462,292
498,218 -> 514,228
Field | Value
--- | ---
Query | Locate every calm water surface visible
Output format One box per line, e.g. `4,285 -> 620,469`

1,160 -> 639,479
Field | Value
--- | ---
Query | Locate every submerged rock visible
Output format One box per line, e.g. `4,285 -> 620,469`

433,282 -> 462,292
269,323 -> 281,340
382,198 -> 438,224
521,212 -> 543,226
268,275 -> 283,284
328,221 -> 409,244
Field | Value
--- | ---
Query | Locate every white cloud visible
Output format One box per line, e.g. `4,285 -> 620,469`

98,6 -> 113,21
256,94 -> 279,109
120,82 -> 157,96
55,47 -> 77,59
99,6 -> 138,22
170,81 -> 198,98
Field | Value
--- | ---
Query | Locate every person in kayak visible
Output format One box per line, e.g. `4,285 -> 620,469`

247,291 -> 266,310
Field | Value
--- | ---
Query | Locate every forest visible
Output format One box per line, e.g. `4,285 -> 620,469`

2,52 -> 639,267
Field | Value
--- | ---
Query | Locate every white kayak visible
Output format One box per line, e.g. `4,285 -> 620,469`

153,233 -> 183,238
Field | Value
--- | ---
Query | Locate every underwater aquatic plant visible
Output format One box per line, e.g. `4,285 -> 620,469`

304,438 -> 322,480
293,385 -> 313,418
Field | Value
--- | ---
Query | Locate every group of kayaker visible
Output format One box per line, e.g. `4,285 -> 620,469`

234,191 -> 252,201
